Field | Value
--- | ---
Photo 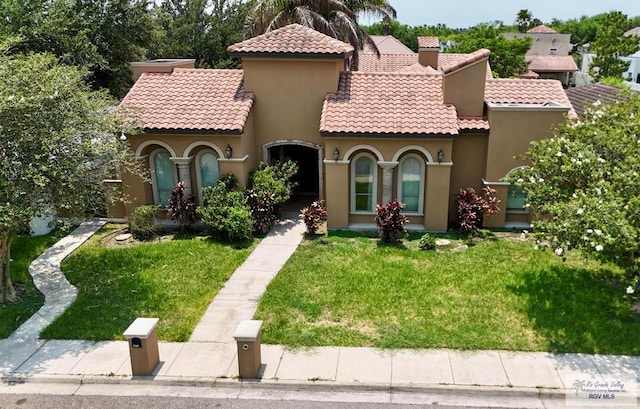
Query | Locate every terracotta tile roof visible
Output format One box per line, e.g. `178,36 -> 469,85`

458,117 -> 490,131
485,79 -> 574,111
358,53 -> 417,72
227,24 -> 353,57
439,53 -> 493,78
527,25 -> 556,34
395,63 -> 440,74
321,72 -> 458,136
518,69 -> 540,79
120,69 -> 254,133
418,36 -> 440,49
363,35 -> 414,54
441,49 -> 490,75
526,55 -> 578,72
565,83 -> 629,116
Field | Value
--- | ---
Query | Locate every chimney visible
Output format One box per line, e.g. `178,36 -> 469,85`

417,37 -> 440,69
130,59 -> 196,82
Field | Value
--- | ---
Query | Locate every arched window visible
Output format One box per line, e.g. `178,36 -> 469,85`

150,149 -> 176,206
351,153 -> 377,213
398,154 -> 424,213
196,150 -> 220,194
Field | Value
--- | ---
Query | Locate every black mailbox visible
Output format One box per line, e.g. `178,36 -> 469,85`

131,337 -> 142,348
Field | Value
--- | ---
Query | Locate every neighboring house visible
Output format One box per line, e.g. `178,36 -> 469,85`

117,24 -> 573,231
565,83 -> 626,116
362,35 -> 414,54
581,27 -> 640,89
505,25 -> 578,87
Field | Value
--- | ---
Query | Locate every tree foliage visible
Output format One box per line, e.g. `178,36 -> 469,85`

244,0 -> 396,69
448,22 -> 531,78
0,50 -> 141,302
589,12 -> 639,81
515,9 -> 533,33
364,19 -> 459,52
510,91 -> 640,276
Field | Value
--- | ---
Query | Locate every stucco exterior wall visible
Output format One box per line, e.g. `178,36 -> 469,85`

443,62 -> 487,117
504,33 -> 572,56
485,108 -> 568,182
448,133 -> 489,221
242,58 -> 343,160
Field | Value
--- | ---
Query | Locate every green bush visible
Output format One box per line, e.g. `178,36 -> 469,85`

198,180 -> 252,242
130,205 -> 158,240
418,233 -> 436,250
247,160 -> 298,234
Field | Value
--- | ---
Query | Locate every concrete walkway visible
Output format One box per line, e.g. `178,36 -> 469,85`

1,217 -> 638,408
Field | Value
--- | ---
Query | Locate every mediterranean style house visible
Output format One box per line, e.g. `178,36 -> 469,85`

116,24 -> 573,231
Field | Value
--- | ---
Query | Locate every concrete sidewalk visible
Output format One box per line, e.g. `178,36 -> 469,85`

1,218 -> 638,407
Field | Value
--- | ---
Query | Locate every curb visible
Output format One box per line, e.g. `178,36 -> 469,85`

2,373 -> 569,400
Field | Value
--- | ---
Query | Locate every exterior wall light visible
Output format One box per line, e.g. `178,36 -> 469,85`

226,144 -> 233,159
119,131 -> 127,141
437,149 -> 444,164
334,148 -> 340,161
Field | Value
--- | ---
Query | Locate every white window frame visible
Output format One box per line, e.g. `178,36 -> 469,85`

397,154 -> 425,215
195,149 -> 220,198
149,148 -> 178,206
505,167 -> 529,214
350,153 -> 378,214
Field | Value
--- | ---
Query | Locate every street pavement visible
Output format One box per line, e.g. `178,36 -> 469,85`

0,217 -> 638,408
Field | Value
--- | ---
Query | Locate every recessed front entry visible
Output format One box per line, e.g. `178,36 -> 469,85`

266,143 -> 321,209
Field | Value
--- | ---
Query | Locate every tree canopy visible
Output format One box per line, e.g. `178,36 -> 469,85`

510,91 -> 640,278
589,12 -> 639,81
448,22 -> 531,78
515,9 -> 533,33
0,48 -> 141,302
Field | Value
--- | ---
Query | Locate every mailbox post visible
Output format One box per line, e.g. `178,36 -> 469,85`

233,320 -> 263,379
123,317 -> 160,376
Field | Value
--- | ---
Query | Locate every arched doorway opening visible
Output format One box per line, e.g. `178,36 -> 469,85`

265,142 -> 322,211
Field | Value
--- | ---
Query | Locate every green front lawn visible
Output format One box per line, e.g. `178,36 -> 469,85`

42,224 -> 257,342
0,230 -> 69,338
255,232 -> 640,354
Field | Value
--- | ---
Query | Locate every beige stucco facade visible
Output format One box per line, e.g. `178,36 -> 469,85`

117,26 -> 572,232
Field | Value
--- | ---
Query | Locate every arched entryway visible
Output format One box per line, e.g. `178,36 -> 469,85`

264,141 -> 323,210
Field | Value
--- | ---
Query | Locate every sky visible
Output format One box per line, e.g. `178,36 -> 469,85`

376,0 -> 640,28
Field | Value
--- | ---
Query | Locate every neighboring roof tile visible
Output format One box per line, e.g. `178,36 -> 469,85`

485,79 -> 574,113
396,63 -> 440,74
227,24 -> 353,57
439,53 -> 494,78
418,36 -> 440,49
625,27 -> 640,37
363,35 -> 414,54
441,49 -> 490,75
527,24 -> 556,34
565,83 -> 627,116
321,72 -> 458,136
358,53 -> 417,72
458,117 -> 490,131
526,55 -> 578,72
518,69 -> 540,79
120,69 -> 254,133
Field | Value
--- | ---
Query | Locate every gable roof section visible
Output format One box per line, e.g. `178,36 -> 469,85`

120,69 -> 254,133
458,117 -> 490,131
526,55 -> 578,73
359,52 -> 492,77
227,24 -> 353,58
485,78 -> 573,111
321,72 -> 458,137
527,24 -> 556,34
363,35 -> 414,54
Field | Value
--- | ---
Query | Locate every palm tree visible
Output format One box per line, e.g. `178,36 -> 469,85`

244,0 -> 396,69
515,9 -> 533,33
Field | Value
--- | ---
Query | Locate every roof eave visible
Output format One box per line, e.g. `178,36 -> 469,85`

142,128 -> 245,136
321,131 -> 457,138
229,51 -> 353,60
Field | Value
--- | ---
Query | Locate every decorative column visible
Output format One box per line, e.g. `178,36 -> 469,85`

171,157 -> 193,196
378,161 -> 398,205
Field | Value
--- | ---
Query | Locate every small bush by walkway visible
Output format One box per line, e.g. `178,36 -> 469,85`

41,224 -> 257,342
255,231 -> 640,355
0,230 -> 69,338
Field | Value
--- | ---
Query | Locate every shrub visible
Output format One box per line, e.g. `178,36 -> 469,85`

455,187 -> 500,235
247,160 -> 299,234
198,180 -> 252,242
130,205 -> 158,240
418,233 -> 436,250
168,181 -> 198,231
301,199 -> 327,234
374,199 -> 408,242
